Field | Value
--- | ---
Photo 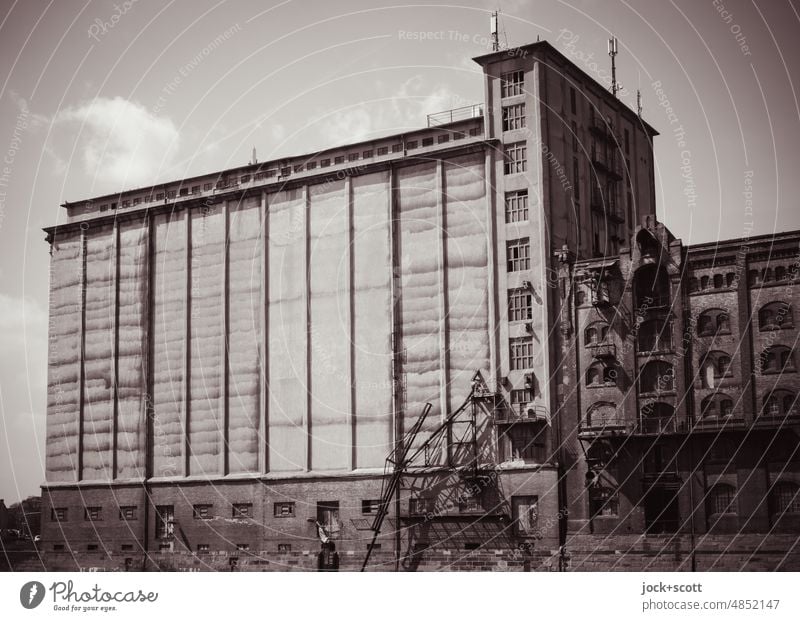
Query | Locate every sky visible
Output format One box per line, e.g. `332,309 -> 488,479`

0,0 -> 798,504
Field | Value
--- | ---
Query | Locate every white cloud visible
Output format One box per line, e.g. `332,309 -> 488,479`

55,97 -> 179,187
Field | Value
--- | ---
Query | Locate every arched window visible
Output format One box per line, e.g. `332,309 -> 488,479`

688,277 -> 699,293
700,351 -> 733,388
707,484 -> 737,516
584,322 -> 609,345
775,266 -> 786,281
770,481 -> 800,516
762,390 -> 797,418
639,360 -> 673,393
637,317 -> 672,352
748,269 -> 759,285
758,301 -> 793,330
634,264 -> 670,308
697,309 -> 730,336
713,274 -> 723,289
639,401 -> 675,433
587,362 -> 616,387
764,268 -> 774,282
700,275 -> 710,290
761,346 -> 795,374
725,272 -> 735,287
586,402 -> 620,428
701,393 -> 735,418
575,289 -> 586,306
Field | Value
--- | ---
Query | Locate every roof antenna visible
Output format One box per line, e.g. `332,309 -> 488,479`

250,146 -> 258,166
608,36 -> 619,97
490,11 -> 499,51
637,89 -> 642,118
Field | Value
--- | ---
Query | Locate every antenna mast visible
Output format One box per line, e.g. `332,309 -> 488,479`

490,11 -> 499,52
608,36 -> 618,97
637,89 -> 642,117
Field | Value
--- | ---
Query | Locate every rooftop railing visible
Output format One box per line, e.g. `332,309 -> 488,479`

427,104 -> 484,127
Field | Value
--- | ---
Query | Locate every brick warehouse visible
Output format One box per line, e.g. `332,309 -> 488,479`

38,39 -> 799,571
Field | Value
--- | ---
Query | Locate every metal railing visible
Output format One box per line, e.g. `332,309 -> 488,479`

427,104 -> 484,127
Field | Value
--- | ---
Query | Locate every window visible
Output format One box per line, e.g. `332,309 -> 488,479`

700,351 -> 732,387
273,502 -> 295,517
707,484 -> 737,516
726,272 -> 735,286
197,544 -> 210,554
334,156 -> 344,165
700,275 -> 710,289
508,426 -> 545,462
713,274 -> 723,289
571,121 -> 578,151
85,507 -> 102,521
697,309 -> 731,336
236,543 -> 250,551
121,544 -> 133,551
193,504 -> 212,519
761,346 -> 795,374
508,288 -> 532,321
759,301 -> 793,330
504,190 -> 528,223
166,190 -> 176,199
585,323 -> 609,345
637,318 -> 671,352
361,499 -> 383,515
51,508 -> 67,521
509,337 -> 533,370
506,238 -> 530,272
203,183 -> 212,191
391,143 -> 402,153
232,503 -> 252,518
409,498 -> 432,515
100,204 -> 108,212
639,360 -> 674,393
406,140 -> 418,150
501,70 -> 524,98
771,482 -> 800,516
320,158 -> 331,167
280,167 -> 291,176
158,543 -> 172,551
155,505 -> 174,539
573,157 -> 580,200
277,543 -> 291,553
87,544 -> 98,551
585,402 -> 621,428
421,137 -> 433,147
624,128 -> 630,153
459,486 -> 483,512
570,87 -> 577,114
589,487 -> 619,518
510,388 -> 534,405
512,496 -> 538,537
306,161 -> 317,170
762,390 -> 797,418
119,506 -> 137,520
293,164 -> 304,172
122,200 -> 130,207
53,544 -> 65,551
316,501 -> 340,540
191,185 -> 200,194
363,149 -> 373,158
502,104 -> 526,131
701,394 -> 735,418
586,362 -> 616,386
348,153 -> 359,162
437,134 -> 449,144
468,127 -> 481,137
503,141 -> 527,174
377,146 -> 388,155
133,197 -> 141,205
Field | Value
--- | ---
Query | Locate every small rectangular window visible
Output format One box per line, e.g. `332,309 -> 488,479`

406,140 -> 418,150
391,143 -> 402,153
280,167 -> 291,176
512,495 -> 539,536
348,153 -> 359,162
121,544 -> 133,551
236,543 -> 250,551
508,288 -> 532,322
377,146 -> 388,156
409,498 -> 432,516
51,508 -> 67,521
100,204 -> 108,212
469,127 -> 481,136
316,501 -> 341,539
293,164 -> 303,173
504,190 -> 528,223
166,190 -> 176,199
87,544 -> 98,551
121,199 -> 130,207
197,544 -> 209,554
321,158 -> 331,167
624,128 -> 630,153
266,169 -> 276,177
278,543 -> 291,552
241,174 -> 251,183
509,336 -> 534,370
502,104 -> 526,131
53,544 -> 65,551
362,149 -> 373,158
254,172 -> 266,181
110,202 -> 117,209
85,507 -> 102,521
501,70 -> 524,98
438,134 -> 449,144
156,193 -> 164,201
421,137 -> 433,147
503,142 -> 527,175
274,502 -> 295,517
306,161 -> 317,170
506,238 -> 530,272
119,506 -> 137,520
133,197 -> 141,205
232,503 -> 252,518
193,504 -> 212,520
510,388 -> 534,404
158,543 -> 172,551
191,185 -> 200,194
361,499 -> 383,515
571,121 -> 578,152
179,188 -> 188,197
203,183 -> 212,191
334,155 -> 345,165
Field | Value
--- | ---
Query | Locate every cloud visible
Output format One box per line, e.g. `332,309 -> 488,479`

55,97 -> 179,187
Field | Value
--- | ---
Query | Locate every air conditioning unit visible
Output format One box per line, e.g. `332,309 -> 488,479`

522,280 -> 531,289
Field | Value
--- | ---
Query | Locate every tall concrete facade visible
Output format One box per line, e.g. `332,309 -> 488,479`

41,40 -> 796,572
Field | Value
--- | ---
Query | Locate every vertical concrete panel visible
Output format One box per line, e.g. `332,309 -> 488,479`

309,180 -> 351,470
81,224 -> 115,480
116,219 -> 148,479
152,211 -> 185,477
268,189 -> 307,472
352,172 -> 393,469
227,197 -> 262,473
46,230 -> 83,482
397,163 -> 441,439
189,206 -> 225,475
444,154 -> 490,405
